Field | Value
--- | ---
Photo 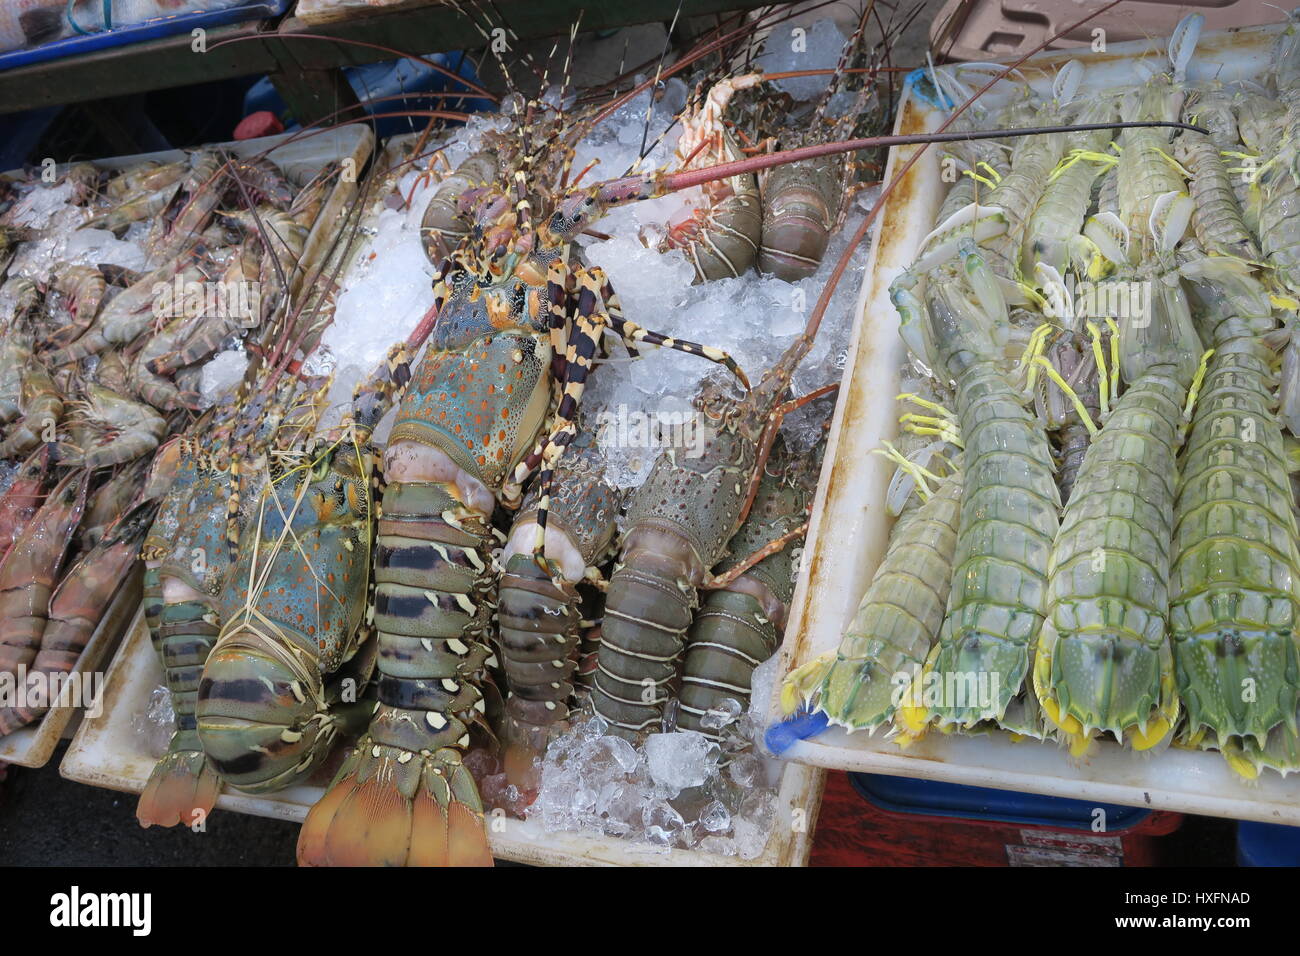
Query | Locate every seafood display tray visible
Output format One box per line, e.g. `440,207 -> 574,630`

0,2 -> 291,73
294,0 -> 446,25
64,611 -> 825,865
1,125 -> 368,768
929,0 -> 1286,63
0,564 -> 142,769
58,129 -> 824,867
768,20 -> 1300,827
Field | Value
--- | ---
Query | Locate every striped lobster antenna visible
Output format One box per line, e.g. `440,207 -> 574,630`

496,441 -> 621,783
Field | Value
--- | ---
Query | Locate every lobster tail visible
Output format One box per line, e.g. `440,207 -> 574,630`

679,462 -> 806,743
593,544 -> 696,737
757,158 -> 837,282
196,627 -> 335,792
137,745 -> 222,829
137,595 -> 221,828
298,743 -> 491,867
497,553 -> 581,775
300,477 -> 496,867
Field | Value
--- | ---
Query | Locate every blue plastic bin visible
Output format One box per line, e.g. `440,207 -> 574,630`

1237,821 -> 1300,866
243,51 -> 493,137
810,772 -> 1182,866
851,772 -> 1152,829
0,2 -> 291,74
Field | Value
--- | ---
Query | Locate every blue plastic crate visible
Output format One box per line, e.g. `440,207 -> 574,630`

243,50 -> 493,137
0,2 -> 291,73
1237,821 -> 1300,866
850,772 -> 1152,830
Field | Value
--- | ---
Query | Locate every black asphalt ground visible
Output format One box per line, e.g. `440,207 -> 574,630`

0,746 -> 300,866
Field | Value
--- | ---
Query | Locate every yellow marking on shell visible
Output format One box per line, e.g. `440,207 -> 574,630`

427,712 -> 448,730
441,678 -> 459,692
398,751 -> 413,764
1104,317 -> 1119,401
474,698 -> 486,713
372,744 -> 381,757
290,681 -> 307,704
1085,321 -> 1109,418
486,654 -> 499,667
1183,348 -> 1215,420
1033,356 -> 1097,436
545,701 -> 557,711
280,730 -> 303,743
1127,715 -> 1173,751
421,638 -> 434,652
423,589 -> 441,605
551,659 -> 565,668
1225,750 -> 1260,780
447,637 -> 470,655
453,593 -> 476,614
464,548 -> 486,572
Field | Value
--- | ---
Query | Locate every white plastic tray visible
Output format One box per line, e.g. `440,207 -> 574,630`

0,566 -> 141,768
768,21 -> 1300,825
60,133 -> 825,866
0,127 -> 371,767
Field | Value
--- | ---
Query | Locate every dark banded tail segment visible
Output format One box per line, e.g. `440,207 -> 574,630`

593,550 -> 695,737
679,464 -> 805,745
497,553 -> 582,756
757,157 -> 839,282
136,597 -> 222,828
298,480 -> 495,867
678,589 -> 777,740
594,429 -> 755,739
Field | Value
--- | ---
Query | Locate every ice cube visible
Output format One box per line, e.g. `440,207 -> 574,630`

700,800 -> 732,833
700,697 -> 743,731
644,730 -> 718,796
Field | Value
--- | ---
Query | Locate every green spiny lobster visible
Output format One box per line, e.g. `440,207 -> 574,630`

496,442 -> 620,781
677,438 -> 811,749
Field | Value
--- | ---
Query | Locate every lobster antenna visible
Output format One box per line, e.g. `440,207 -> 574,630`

794,0 -> 1128,354
639,0 -> 686,160
811,0 -> 876,129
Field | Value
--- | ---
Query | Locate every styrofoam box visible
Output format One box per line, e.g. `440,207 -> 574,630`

768,21 -> 1300,825
61,133 -> 825,866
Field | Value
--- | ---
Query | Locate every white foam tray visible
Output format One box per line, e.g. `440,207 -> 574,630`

768,21 -> 1300,825
60,134 -> 824,866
